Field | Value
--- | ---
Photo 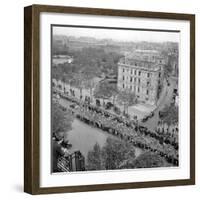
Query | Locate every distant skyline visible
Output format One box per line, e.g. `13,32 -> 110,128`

53,26 -> 180,43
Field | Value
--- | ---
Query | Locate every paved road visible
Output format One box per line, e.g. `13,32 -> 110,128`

141,77 -> 176,131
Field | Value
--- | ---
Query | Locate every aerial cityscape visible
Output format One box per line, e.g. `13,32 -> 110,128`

51,26 -> 179,173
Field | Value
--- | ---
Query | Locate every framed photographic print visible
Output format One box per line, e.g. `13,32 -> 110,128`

24,4 -> 195,194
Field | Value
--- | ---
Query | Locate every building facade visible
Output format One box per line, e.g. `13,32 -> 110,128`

168,52 -> 179,77
117,50 -> 165,105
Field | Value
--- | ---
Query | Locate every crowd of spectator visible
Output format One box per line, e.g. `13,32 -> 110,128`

60,96 -> 177,166
55,88 -> 179,166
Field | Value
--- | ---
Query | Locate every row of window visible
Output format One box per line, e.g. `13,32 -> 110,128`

122,76 -> 151,86
122,84 -> 149,95
122,68 -> 162,79
122,76 -> 140,83
122,68 -> 151,77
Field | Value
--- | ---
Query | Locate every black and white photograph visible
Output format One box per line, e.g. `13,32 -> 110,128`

51,25 -> 179,173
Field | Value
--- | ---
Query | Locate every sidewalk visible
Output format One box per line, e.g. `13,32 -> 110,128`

127,104 -> 156,120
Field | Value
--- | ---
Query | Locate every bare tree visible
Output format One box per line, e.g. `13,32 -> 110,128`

52,102 -> 74,140
94,82 -> 113,105
117,89 -> 137,114
71,73 -> 85,97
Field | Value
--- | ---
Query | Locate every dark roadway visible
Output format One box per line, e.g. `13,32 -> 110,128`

141,77 -> 177,131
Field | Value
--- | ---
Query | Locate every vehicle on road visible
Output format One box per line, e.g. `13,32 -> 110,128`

105,102 -> 114,110
141,112 -> 154,122
69,104 -> 79,109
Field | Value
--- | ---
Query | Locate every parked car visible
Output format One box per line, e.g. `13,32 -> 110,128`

113,106 -> 121,115
149,111 -> 154,118
105,102 -> 114,110
69,104 -> 79,109
142,116 -> 149,122
96,99 -> 101,107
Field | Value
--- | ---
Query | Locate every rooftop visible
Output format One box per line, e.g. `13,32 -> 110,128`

118,49 -> 164,71
118,57 -> 161,71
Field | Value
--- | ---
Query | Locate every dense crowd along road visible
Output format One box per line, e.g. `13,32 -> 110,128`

54,89 -> 179,166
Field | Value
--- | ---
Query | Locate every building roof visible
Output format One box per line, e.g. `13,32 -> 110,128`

118,49 -> 165,71
118,57 -> 161,71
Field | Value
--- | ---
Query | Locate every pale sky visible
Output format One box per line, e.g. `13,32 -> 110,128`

53,26 -> 180,43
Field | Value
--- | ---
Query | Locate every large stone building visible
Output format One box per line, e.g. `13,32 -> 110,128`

117,50 -> 165,105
